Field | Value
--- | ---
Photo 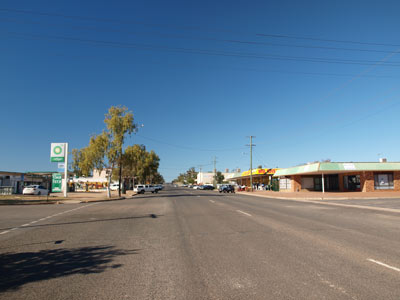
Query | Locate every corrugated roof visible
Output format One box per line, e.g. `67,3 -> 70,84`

274,162 -> 400,177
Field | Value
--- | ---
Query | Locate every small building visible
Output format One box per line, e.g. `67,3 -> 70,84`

196,171 -> 237,185
228,168 -> 279,188
72,169 -> 110,191
274,161 -> 400,193
0,171 -> 25,194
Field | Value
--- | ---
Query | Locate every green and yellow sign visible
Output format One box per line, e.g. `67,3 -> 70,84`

52,173 -> 62,193
50,143 -> 65,162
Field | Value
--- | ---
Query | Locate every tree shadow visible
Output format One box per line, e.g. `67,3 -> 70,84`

0,245 -> 139,292
0,214 -> 162,231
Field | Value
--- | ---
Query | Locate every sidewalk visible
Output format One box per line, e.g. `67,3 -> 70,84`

238,190 -> 400,213
0,191 -> 137,205
238,190 -> 400,200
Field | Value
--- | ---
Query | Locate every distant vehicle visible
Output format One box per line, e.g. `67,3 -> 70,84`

134,185 -> 158,194
182,184 -> 188,187
110,183 -> 120,191
193,185 -> 201,189
154,184 -> 163,191
23,185 -> 49,195
203,185 -> 215,190
218,185 -> 235,193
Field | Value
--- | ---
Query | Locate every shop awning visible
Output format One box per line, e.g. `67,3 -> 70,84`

274,162 -> 400,177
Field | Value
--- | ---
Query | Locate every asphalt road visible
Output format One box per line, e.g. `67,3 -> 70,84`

1,186 -> 400,299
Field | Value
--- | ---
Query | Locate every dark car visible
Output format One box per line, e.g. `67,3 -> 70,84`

218,185 -> 235,193
202,185 -> 215,190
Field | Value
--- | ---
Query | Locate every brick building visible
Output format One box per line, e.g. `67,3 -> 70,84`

274,162 -> 400,193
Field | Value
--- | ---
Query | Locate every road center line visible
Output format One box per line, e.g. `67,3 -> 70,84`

367,259 -> 400,272
209,200 -> 215,203
0,231 -> 10,235
236,210 -> 252,217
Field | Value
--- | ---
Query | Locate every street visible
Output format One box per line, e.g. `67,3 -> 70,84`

1,186 -> 400,299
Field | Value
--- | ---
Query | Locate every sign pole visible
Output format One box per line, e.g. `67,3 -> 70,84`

64,143 -> 68,197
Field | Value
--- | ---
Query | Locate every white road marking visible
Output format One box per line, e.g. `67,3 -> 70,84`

236,210 -> 252,217
0,203 -> 99,236
367,259 -> 400,272
209,200 -> 215,203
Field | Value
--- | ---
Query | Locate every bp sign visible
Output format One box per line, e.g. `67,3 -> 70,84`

52,173 -> 62,193
50,143 -> 65,162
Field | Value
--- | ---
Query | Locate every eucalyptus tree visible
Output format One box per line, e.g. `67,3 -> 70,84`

104,106 -> 135,197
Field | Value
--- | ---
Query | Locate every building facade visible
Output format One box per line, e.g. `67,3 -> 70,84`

274,162 -> 400,192
196,171 -> 237,185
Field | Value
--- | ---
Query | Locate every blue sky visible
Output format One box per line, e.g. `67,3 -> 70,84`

1,0 -> 400,181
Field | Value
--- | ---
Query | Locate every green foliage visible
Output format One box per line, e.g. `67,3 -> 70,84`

71,106 -> 163,193
173,167 -> 197,184
214,171 -> 225,184
71,132 -> 109,177
114,144 -> 163,184
104,106 -> 135,168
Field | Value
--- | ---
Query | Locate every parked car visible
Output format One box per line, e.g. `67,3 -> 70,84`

193,185 -> 201,189
154,184 -> 163,191
218,185 -> 235,193
134,185 -> 146,194
23,185 -> 49,195
134,185 -> 158,194
110,183 -> 120,191
203,185 -> 215,190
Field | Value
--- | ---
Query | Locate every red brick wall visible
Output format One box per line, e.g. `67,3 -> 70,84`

362,171 -> 374,192
292,175 -> 301,192
394,171 -> 400,191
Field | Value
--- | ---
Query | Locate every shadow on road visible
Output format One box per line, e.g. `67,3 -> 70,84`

0,245 -> 139,292
0,214 -> 162,231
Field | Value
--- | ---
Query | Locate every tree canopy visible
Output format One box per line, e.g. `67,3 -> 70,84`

71,106 -> 163,196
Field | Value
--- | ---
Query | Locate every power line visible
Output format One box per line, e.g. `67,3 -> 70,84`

256,33 -> 400,48
3,31 -> 400,67
1,7 -> 400,48
0,17 -> 397,55
136,134 -> 246,152
1,38 -> 398,78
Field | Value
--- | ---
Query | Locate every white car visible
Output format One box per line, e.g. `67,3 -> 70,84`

134,184 -> 157,194
193,185 -> 201,189
23,185 -> 49,195
110,183 -> 120,191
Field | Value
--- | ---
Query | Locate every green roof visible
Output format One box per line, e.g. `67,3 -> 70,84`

274,162 -> 400,177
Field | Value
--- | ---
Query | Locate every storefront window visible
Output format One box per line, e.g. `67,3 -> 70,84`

343,175 -> 360,191
279,177 -> 291,190
374,173 -> 394,190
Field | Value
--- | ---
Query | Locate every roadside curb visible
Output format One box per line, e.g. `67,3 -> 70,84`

238,192 -> 400,214
0,195 -> 133,205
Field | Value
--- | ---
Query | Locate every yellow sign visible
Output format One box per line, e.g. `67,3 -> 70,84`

241,168 -> 278,176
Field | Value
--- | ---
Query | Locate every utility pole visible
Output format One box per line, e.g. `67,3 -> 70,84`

64,143 -> 68,197
213,156 -> 217,187
246,136 -> 256,192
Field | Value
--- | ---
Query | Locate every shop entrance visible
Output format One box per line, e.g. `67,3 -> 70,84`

344,175 -> 360,191
314,174 -> 339,191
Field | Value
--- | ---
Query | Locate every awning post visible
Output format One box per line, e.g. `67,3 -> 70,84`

322,173 -> 325,193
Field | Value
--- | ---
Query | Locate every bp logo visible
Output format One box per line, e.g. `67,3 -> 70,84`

53,146 -> 63,155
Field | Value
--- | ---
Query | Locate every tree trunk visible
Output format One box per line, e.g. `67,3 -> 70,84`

107,171 -> 111,198
118,158 -> 122,197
